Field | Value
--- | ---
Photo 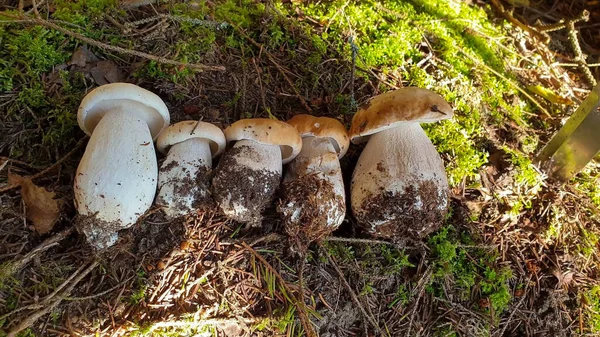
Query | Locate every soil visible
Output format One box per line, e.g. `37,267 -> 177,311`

75,213 -> 122,250
156,159 -> 214,216
131,213 -> 186,261
356,180 -> 448,240
278,172 -> 344,251
212,145 -> 281,225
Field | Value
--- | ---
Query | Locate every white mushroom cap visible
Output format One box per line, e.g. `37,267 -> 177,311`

156,121 -> 226,158
287,114 -> 350,159
224,118 -> 302,164
349,87 -> 453,144
77,83 -> 170,140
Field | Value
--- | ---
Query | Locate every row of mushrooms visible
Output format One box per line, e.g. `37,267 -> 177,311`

73,83 -> 453,249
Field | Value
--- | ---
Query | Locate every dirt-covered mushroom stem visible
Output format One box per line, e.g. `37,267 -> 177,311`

212,119 -> 302,224
350,87 -> 453,240
155,121 -> 226,219
278,115 -> 349,246
74,83 -> 170,249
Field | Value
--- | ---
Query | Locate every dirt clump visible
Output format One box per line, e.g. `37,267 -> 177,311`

356,180 -> 447,240
278,173 -> 344,251
75,213 -> 122,250
156,159 -> 214,216
212,145 -> 281,224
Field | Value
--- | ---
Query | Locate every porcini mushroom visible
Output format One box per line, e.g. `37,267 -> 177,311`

155,121 -> 226,218
278,114 -> 349,246
74,83 -> 170,249
212,118 -> 302,224
349,87 -> 453,240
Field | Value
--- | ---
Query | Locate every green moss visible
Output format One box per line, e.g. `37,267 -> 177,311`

585,286 -> 600,333
428,226 -> 512,319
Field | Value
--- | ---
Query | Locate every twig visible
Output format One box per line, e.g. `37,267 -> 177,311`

7,260 -> 99,337
489,0 -> 550,43
0,226 -> 76,282
0,12 -> 225,72
349,34 -> 358,111
455,47 -> 552,118
324,236 -> 396,246
230,23 -> 312,112
496,286 -> 527,337
565,13 -> 596,87
147,317 -> 260,331
241,242 -> 317,337
536,10 -> 590,33
63,275 -> 135,301
322,245 -> 386,337
0,137 -> 87,193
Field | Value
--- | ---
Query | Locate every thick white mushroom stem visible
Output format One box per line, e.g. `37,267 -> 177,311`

351,123 -> 449,238
156,138 -> 212,218
213,139 -> 282,223
75,109 -> 158,249
282,136 -> 345,228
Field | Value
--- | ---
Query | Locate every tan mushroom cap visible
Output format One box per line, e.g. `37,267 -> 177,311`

349,87 -> 453,144
287,114 -> 350,159
224,118 -> 302,164
78,83 -> 170,139
156,121 -> 226,158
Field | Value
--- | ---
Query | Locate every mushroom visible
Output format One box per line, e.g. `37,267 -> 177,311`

74,83 -> 170,249
349,87 -> 453,240
155,121 -> 226,218
212,118 -> 302,224
278,114 -> 349,246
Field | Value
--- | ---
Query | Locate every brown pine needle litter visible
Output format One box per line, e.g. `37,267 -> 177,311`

2,0 -> 600,336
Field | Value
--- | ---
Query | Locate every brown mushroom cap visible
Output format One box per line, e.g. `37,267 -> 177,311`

156,121 -> 226,158
224,118 -> 302,164
287,114 -> 350,159
349,87 -> 453,144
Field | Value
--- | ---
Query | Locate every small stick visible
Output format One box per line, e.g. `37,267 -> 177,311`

565,13 -> 596,87
241,242 -> 317,337
7,260 -> 99,337
0,226 -> 76,282
322,245 -> 385,336
230,23 -> 313,113
455,47 -> 552,118
324,236 -> 395,246
0,12 -> 225,72
536,10 -> 590,33
0,137 -> 87,193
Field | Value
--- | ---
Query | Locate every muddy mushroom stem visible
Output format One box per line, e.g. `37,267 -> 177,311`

212,118 -> 302,224
349,87 -> 453,240
74,83 -> 170,249
155,121 -> 226,218
278,114 -> 349,246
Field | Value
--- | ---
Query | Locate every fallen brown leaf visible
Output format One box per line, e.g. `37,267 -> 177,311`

8,173 -> 60,235
69,45 -> 99,67
90,60 -> 124,85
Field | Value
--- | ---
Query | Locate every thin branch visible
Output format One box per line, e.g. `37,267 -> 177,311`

0,12 -> 225,72
7,260 -> 99,337
0,227 -> 76,282
0,137 -> 87,193
322,245 -> 386,337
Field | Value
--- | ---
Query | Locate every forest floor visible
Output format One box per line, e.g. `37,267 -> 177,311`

1,0 -> 600,336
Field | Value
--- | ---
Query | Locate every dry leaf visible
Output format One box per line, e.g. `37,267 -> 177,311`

90,61 -> 124,85
70,46 -> 99,67
8,173 -> 60,235
552,268 -> 575,287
